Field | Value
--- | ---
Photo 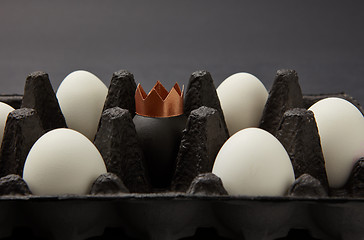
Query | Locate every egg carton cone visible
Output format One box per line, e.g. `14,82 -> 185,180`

0,69 -> 363,240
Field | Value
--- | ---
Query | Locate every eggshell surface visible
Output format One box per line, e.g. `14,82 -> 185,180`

0,102 -> 14,146
308,97 -> 364,188
212,128 -> 295,196
23,128 -> 107,195
217,73 -> 268,136
56,70 -> 108,140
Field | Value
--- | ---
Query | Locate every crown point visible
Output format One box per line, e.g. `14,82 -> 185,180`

172,82 -> 183,95
152,81 -> 169,100
136,84 -> 147,99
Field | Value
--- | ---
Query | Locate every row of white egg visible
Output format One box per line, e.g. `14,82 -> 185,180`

0,70 -> 363,196
0,70 -> 109,195
214,73 -> 364,195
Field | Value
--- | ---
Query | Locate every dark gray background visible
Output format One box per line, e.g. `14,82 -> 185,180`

1,1 -> 363,104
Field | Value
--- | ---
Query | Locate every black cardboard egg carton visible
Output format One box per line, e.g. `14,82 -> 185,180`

0,69 -> 363,240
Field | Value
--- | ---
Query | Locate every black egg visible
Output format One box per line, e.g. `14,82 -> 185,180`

133,114 -> 186,189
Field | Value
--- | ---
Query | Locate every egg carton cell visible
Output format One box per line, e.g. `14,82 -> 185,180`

0,69 -> 363,239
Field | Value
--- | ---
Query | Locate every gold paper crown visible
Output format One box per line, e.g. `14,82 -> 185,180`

135,81 -> 184,118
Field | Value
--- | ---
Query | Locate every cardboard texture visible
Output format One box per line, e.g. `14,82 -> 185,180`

0,69 -> 363,239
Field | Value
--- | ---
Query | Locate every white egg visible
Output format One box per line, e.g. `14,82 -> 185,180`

308,97 -> 364,188
0,102 -> 14,146
212,128 -> 295,196
56,70 -> 108,140
23,128 -> 107,195
217,72 -> 268,136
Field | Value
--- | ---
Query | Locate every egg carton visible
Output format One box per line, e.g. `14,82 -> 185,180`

0,69 -> 363,240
